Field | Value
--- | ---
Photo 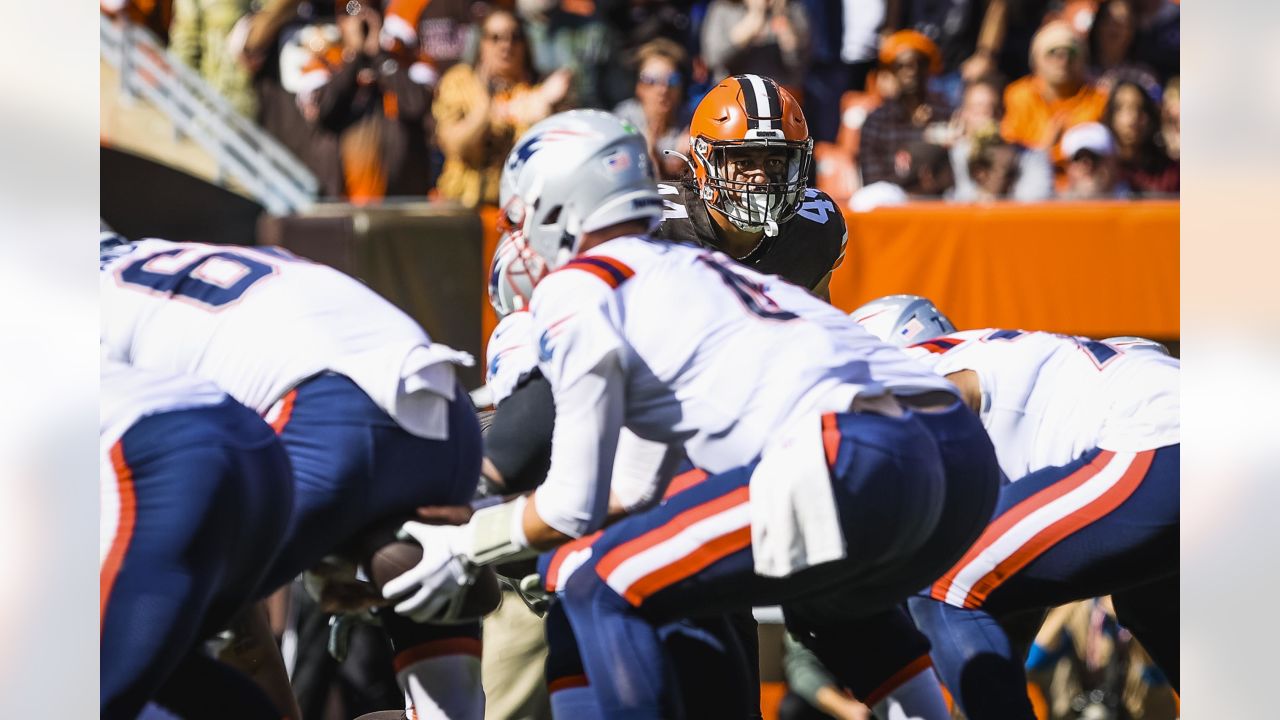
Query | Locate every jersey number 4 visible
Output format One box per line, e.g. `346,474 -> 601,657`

698,254 -> 797,321
117,246 -> 297,310
795,189 -> 835,224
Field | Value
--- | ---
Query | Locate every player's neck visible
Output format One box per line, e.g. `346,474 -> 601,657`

707,207 -> 766,259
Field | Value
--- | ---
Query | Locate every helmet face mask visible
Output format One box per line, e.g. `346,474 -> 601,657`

694,136 -> 813,233
690,74 -> 814,236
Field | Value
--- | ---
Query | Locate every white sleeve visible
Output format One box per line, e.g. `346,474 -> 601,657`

610,431 -> 684,514
528,272 -> 629,538
531,352 -> 625,538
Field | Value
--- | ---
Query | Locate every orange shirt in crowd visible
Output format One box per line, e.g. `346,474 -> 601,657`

1000,76 -> 1107,165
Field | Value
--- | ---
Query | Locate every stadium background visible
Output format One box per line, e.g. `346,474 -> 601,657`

99,0 -> 1179,717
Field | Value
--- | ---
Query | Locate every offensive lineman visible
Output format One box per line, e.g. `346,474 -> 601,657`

852,295 -> 1179,720
100,234 -> 486,719
383,110 -> 1000,718
101,361 -> 293,720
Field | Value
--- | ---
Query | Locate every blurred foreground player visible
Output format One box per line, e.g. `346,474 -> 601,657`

100,234 -> 486,719
853,295 -> 1180,720
655,73 -> 846,298
101,361 -> 293,720
382,110 -> 999,718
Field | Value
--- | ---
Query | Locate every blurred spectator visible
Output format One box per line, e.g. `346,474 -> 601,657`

612,39 -> 693,181
1103,77 -> 1178,195
799,0 -> 880,143
1060,121 -> 1127,199
102,0 -> 175,43
883,0 -> 988,104
518,0 -> 631,110
433,8 -> 572,207
1160,75 -> 1178,161
1130,0 -> 1179,83
1087,0 -> 1161,96
850,140 -> 954,210
170,0 -> 257,118
949,77 -> 1054,202
298,0 -> 437,203
243,0 -> 347,198
857,31 -> 952,186
381,0 -> 482,76
1001,20 -> 1106,168
700,0 -> 811,95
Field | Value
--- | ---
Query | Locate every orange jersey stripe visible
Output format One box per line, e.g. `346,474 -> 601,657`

962,450 -> 1153,607
101,440 -> 138,632
595,486 -> 750,580
547,673 -> 590,693
545,530 -> 603,592
863,653 -> 934,706
393,637 -> 483,672
621,525 -> 752,605
931,450 -> 1115,602
663,469 -> 709,499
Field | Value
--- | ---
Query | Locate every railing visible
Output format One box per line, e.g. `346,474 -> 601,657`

100,13 -> 317,215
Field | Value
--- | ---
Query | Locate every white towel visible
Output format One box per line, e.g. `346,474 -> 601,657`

749,413 -> 847,577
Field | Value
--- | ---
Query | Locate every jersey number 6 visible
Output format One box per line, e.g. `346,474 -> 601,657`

117,246 -> 293,310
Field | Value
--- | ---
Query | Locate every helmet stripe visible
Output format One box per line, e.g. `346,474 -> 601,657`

732,74 -> 761,129
761,79 -> 782,123
740,74 -> 774,131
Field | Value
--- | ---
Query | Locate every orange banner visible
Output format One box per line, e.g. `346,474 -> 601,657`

829,201 -> 1179,339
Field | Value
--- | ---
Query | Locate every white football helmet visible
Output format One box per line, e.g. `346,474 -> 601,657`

487,233 -> 541,319
851,294 -> 956,347
498,110 -> 664,273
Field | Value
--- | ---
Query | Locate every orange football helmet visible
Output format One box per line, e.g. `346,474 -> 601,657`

689,74 -> 813,235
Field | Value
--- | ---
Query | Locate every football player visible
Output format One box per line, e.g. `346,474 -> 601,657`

654,73 -> 847,298
384,110 -> 1000,718
852,294 -> 1179,720
101,361 -> 293,720
100,233 -> 486,720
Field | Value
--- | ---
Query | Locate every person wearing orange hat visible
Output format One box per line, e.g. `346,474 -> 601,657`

1000,20 -> 1108,170
857,30 -> 954,186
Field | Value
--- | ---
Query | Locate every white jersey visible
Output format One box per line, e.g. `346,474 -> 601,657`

101,239 -> 471,439
533,236 -> 955,475
485,311 -> 539,406
100,360 -> 230,568
907,329 -> 1180,480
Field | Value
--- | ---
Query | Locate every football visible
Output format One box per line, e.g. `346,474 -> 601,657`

359,522 -> 502,622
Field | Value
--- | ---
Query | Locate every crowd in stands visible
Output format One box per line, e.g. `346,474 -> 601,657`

102,0 -> 1179,208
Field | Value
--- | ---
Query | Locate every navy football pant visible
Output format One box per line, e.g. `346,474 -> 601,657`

260,372 -> 482,593
555,406 -> 998,718
909,444 -> 1180,719
100,400 -> 294,720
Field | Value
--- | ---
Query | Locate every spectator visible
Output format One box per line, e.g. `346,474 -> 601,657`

1160,75 -> 1178,161
1131,0 -> 1179,83
963,129 -> 1023,201
1103,77 -> 1178,195
433,8 -> 572,207
518,0 -> 631,110
949,77 -> 1054,201
882,0 -> 988,105
798,0 -> 880,143
242,1 -> 347,198
1001,20 -> 1107,168
170,0 -> 257,118
857,30 -> 952,186
612,39 -> 693,181
1086,0 -> 1161,96
850,140 -> 954,211
381,0 -> 480,76
700,0 -> 811,95
101,0 -> 175,43
300,0 -> 437,203
1059,121 -> 1127,199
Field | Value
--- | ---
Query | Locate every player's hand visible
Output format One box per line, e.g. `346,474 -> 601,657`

381,521 -> 476,622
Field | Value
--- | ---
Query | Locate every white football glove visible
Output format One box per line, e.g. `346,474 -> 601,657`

381,522 -> 476,622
